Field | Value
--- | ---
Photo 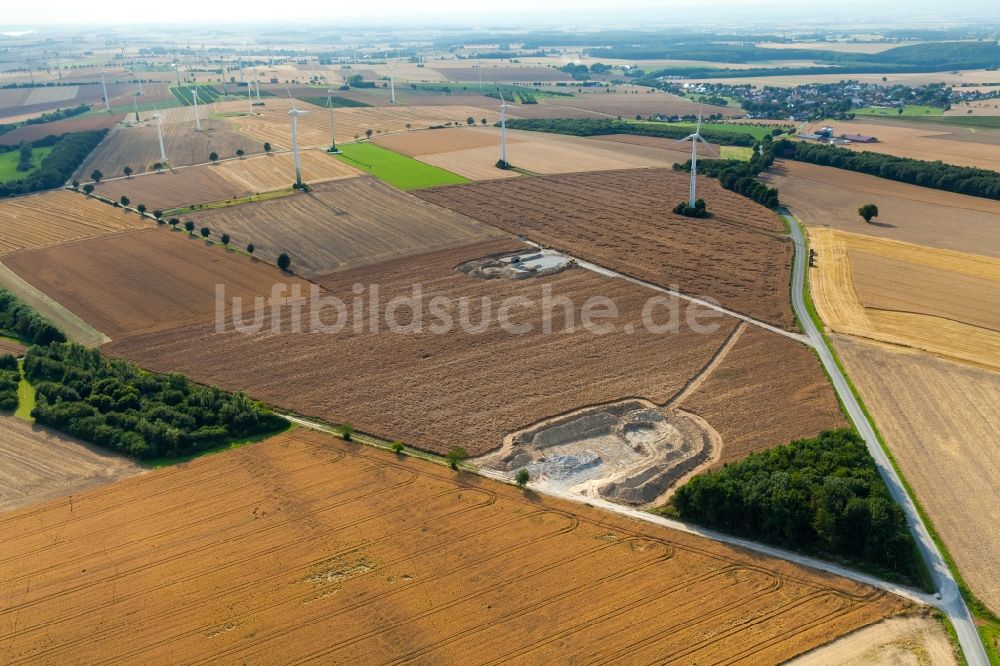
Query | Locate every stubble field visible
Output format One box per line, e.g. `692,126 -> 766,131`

416,168 -> 796,330
0,190 -> 146,256
834,335 -> 1000,614
0,428 -> 907,664
0,416 -> 143,514
762,160 -> 1000,258
189,177 -> 506,277
0,113 -> 125,144
3,227 -> 311,339
505,92 -> 739,120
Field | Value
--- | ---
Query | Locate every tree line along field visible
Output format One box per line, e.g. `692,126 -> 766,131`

93,150 -> 363,210
501,92 -> 740,120
0,190 -> 145,256
834,335 -> 1000,615
105,238 -> 841,465
2,227 -> 312,339
0,113 -> 124,145
188,177 -> 504,278
416,168 -> 797,330
762,160 -> 1000,259
0,416 -> 142,514
808,227 -> 1000,372
0,428 -> 910,664
214,98 -> 502,150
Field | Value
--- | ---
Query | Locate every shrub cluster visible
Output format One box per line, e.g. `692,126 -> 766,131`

675,135 -> 780,208
773,138 -> 1000,200
0,288 -> 65,345
670,429 -> 921,582
0,130 -> 107,197
0,354 -> 19,411
672,199 -> 709,218
24,343 -> 287,460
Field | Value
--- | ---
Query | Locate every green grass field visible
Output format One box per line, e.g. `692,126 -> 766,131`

0,146 -> 53,182
720,146 -> 753,160
333,142 -> 469,190
15,360 -> 35,422
854,105 -> 944,117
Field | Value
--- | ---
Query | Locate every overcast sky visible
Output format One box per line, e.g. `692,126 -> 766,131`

2,0 -> 998,27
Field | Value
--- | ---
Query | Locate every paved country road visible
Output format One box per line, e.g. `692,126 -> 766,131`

782,209 -> 987,666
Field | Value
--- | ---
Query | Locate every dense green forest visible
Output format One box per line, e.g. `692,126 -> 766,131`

0,288 -> 66,345
667,429 -> 922,584
0,130 -> 107,197
0,354 -> 19,411
503,118 -> 759,146
24,343 -> 287,460
773,138 -> 1000,199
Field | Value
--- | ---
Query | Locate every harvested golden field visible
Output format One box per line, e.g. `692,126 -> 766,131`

834,335 -> 1000,614
0,113 -> 124,144
189,177 -> 506,277
808,228 -> 1000,371
511,92 -> 741,120
676,325 -> 847,464
0,427 -> 908,664
94,150 -> 362,210
944,98 -> 1000,116
416,169 -> 796,330
75,117 -> 262,179
3,227 -> 311,339
215,99 -> 501,150
0,417 -> 142,514
0,190 -> 145,256
762,160 -> 1000,258
375,126 -> 525,156
800,120 -> 1000,171
414,128 -> 684,180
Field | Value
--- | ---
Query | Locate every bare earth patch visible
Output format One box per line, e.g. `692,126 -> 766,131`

786,614 -> 957,666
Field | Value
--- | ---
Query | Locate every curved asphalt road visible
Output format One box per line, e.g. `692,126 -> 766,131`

783,209 -> 988,666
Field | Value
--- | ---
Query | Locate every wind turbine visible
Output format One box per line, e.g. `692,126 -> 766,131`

101,73 -> 110,112
669,107 -> 716,208
131,81 -> 140,122
247,72 -> 254,113
288,99 -> 308,187
152,105 -> 167,165
192,87 -> 202,131
326,88 -> 339,153
498,89 -> 509,167
388,63 -> 396,105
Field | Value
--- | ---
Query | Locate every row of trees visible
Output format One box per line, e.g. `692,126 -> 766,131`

0,288 -> 66,346
669,429 -> 922,583
503,118 -> 759,147
24,342 -> 287,460
0,130 -> 107,197
773,138 -> 1000,200
676,134 -> 780,208
0,354 -> 19,411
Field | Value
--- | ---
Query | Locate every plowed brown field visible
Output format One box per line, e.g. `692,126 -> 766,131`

189,177 -> 506,277
95,151 -> 362,210
507,93 -> 739,120
676,325 -> 847,464
0,428 -> 907,664
0,113 -> 124,144
834,335 -> 1000,614
762,160 -> 1000,258
416,169 -> 795,329
0,190 -> 146,256
3,227 -> 310,339
0,417 -> 142,514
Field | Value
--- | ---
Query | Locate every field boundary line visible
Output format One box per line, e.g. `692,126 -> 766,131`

0,262 -> 108,346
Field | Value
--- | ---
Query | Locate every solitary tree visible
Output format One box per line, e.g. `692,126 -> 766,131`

120,195 -> 130,207
184,220 -> 195,234
200,226 -> 210,239
220,232 -> 230,247
152,209 -> 163,221
339,423 -> 354,441
481,117 -> 487,126
209,151 -> 219,162
365,128 -> 374,140
136,203 -> 147,215
90,169 -> 103,183
82,183 -> 95,195
858,203 -> 879,224
390,440 -> 404,454
445,447 -> 468,471
235,148 -> 245,158
515,468 -> 530,488
263,142 -> 271,153
152,162 -> 163,172
246,243 -> 255,256
277,253 -> 291,271
169,217 -> 180,229
466,116 -> 475,126
123,165 -> 133,178
897,107 -> 904,115
71,179 -> 80,190
405,123 -> 412,130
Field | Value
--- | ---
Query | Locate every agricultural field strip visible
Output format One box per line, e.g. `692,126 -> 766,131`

0,430 -> 901,664
0,262 -> 108,346
783,210 -> 989,666
525,239 -> 810,344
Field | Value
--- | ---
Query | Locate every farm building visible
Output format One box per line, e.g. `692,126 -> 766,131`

842,133 -> 879,143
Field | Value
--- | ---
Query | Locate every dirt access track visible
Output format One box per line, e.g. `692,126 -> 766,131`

0,428 -> 909,664
416,168 -> 796,330
106,239 -> 842,469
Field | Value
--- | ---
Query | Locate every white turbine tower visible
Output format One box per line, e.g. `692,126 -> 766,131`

288,101 -> 308,187
498,89 -> 509,167
101,73 -> 110,112
246,71 -> 254,113
670,107 -> 716,208
326,88 -> 339,153
152,105 -> 167,165
192,87 -> 202,131
388,63 -> 396,105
